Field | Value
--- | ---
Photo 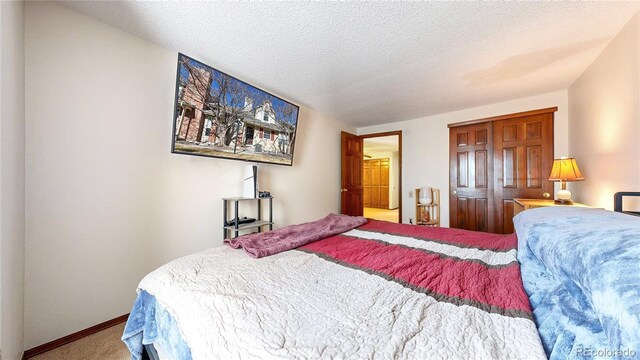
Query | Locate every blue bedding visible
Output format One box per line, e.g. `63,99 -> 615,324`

515,207 -> 640,359
121,290 -> 192,360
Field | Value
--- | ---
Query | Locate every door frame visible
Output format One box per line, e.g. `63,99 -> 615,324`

360,131 -> 403,223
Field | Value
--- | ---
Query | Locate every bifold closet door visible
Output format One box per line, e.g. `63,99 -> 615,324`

449,123 -> 494,233
449,109 -> 555,234
380,159 -> 390,208
493,114 -> 554,234
363,161 -> 371,207
363,158 -> 390,209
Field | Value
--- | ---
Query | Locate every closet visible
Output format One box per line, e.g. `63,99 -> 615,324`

363,158 -> 390,208
449,107 -> 556,234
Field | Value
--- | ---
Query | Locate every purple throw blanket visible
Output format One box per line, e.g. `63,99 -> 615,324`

224,213 -> 368,258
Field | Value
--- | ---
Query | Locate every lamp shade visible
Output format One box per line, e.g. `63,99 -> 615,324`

549,157 -> 584,182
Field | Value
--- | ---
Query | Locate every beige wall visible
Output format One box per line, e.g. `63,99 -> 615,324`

1,0 -> 26,359
358,90 -> 569,226
569,13 -> 640,210
24,2 -> 353,348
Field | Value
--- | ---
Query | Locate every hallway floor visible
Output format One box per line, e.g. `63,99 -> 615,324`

364,207 -> 399,223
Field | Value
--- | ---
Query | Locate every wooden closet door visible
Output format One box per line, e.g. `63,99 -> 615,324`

449,123 -> 494,232
493,114 -> 554,234
370,160 -> 381,207
363,161 -> 371,207
363,158 -> 390,209
380,159 -> 390,208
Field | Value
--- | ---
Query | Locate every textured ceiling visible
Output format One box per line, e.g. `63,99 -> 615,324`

364,136 -> 399,153
58,1 -> 639,127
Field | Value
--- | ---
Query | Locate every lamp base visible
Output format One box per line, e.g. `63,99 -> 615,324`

555,188 -> 573,205
554,199 -> 574,205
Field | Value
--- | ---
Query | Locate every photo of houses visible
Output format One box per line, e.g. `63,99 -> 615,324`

173,53 -> 299,165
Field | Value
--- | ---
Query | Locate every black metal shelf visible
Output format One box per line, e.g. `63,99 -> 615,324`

223,220 -> 273,231
222,196 -> 273,201
223,196 -> 273,240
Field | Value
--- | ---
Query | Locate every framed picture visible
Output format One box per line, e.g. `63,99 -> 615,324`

172,53 -> 300,166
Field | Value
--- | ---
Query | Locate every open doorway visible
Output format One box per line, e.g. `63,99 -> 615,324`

362,132 -> 401,223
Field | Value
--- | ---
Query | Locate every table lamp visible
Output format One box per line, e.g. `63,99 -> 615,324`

548,157 -> 584,205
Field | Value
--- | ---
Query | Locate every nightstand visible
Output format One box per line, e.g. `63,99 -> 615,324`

513,198 -> 591,217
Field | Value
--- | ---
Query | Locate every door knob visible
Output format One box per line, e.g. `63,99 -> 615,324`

340,188 -> 348,192
343,188 -> 348,192
543,192 -> 550,198
452,190 -> 457,194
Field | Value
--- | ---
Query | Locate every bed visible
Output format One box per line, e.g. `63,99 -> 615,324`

122,207 -> 640,360
516,206 -> 640,359
614,191 -> 640,216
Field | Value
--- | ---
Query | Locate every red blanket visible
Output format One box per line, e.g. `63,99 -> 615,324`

299,219 -> 532,319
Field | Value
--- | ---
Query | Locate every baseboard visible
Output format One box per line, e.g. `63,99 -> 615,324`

23,313 -> 129,359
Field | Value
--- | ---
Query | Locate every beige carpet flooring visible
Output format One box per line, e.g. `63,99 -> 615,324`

30,323 -> 130,360
364,207 -> 399,223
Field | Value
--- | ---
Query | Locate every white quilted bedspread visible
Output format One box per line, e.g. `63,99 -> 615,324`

139,244 -> 545,360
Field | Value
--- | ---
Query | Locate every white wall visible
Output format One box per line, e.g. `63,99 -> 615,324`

364,150 -> 400,209
24,2 -> 354,348
358,91 -> 569,226
1,0 -> 26,359
569,13 -> 640,210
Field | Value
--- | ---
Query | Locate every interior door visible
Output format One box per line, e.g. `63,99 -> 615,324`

493,114 -> 554,234
449,122 -> 494,232
341,131 -> 364,216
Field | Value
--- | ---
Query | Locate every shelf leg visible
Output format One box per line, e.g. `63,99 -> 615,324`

257,198 -> 262,233
234,200 -> 239,238
269,197 -> 273,231
223,200 -> 227,240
